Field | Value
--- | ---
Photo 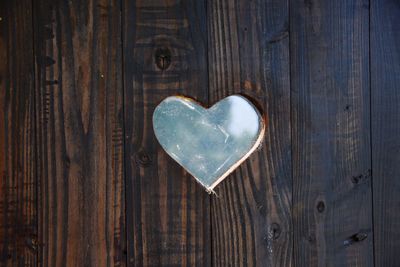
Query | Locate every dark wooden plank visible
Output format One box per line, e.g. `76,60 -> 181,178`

290,0 -> 373,266
371,0 -> 400,265
33,0 -> 125,266
0,1 -> 37,266
123,0 -> 210,266
207,0 -> 292,265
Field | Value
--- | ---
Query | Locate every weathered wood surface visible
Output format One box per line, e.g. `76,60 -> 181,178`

207,0 -> 292,266
371,0 -> 400,266
33,0 -> 125,266
123,0 -> 210,266
290,0 -> 373,266
1,0 -> 400,266
0,0 -> 37,266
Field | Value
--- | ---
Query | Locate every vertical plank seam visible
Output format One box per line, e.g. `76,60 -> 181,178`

120,0 -> 128,265
104,0 -> 111,263
205,0 -> 214,266
288,0 -> 294,264
368,0 -> 376,266
30,0 -> 40,265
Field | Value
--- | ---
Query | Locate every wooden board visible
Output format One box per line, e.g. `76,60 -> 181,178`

207,0 -> 292,265
123,0 -> 210,266
290,0 -> 373,265
33,0 -> 125,265
1,0 -> 400,266
0,0 -> 37,265
371,0 -> 400,265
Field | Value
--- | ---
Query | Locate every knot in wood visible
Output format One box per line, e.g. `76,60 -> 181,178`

344,232 -> 368,246
65,156 -> 71,169
316,201 -> 325,213
269,223 -> 281,240
353,232 -> 368,242
136,150 -> 152,166
38,56 -> 56,67
26,237 -> 38,251
155,48 -> 171,70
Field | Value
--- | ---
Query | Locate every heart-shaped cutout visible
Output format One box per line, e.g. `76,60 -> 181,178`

153,95 -> 265,192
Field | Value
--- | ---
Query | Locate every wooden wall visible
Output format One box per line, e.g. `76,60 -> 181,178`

0,0 -> 399,266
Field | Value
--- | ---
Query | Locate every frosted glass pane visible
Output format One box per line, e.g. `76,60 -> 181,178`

153,95 -> 265,191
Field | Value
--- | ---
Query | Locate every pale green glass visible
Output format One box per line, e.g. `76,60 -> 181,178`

153,95 -> 264,191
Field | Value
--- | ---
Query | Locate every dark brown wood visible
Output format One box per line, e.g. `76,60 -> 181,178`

290,0 -> 373,266
0,0 -> 37,266
371,0 -> 400,265
123,0 -> 210,266
33,0 -> 125,266
2,0 -> 400,265
207,0 -> 292,266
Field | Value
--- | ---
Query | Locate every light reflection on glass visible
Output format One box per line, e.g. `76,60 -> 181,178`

153,95 -> 264,190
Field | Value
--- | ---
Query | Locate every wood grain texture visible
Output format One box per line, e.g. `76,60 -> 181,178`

1,0 -> 400,266
0,0 -> 37,266
207,0 -> 292,266
123,0 -> 210,266
371,0 -> 400,266
290,0 -> 373,266
33,0 -> 125,266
